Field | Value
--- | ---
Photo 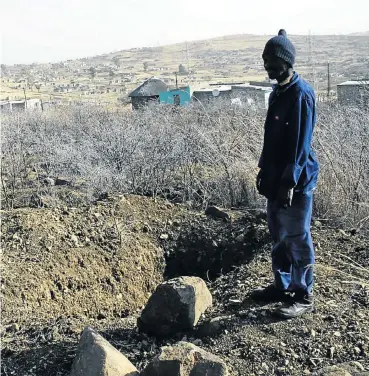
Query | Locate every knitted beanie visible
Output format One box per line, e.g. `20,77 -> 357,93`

262,29 -> 296,67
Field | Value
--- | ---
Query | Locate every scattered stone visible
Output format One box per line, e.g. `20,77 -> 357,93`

261,363 -> 269,372
140,341 -> 228,376
70,234 -> 79,244
193,339 -> 203,346
142,223 -> 152,233
138,276 -> 212,336
328,346 -> 335,359
205,206 -> 230,221
337,229 -> 349,239
159,233 -> 169,240
198,316 -> 229,337
228,298 -> 242,305
97,192 -> 109,200
55,177 -> 71,186
5,323 -> 20,333
44,177 -> 55,186
70,327 -> 139,376
314,220 -> 322,228
235,234 -> 244,242
354,347 -> 361,355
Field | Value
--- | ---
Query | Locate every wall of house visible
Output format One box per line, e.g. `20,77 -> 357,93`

192,90 -> 232,103
159,86 -> 191,106
337,85 -> 369,106
131,95 -> 159,110
232,87 -> 271,109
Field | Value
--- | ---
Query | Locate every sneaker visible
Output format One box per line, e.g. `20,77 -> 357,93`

250,284 -> 290,303
274,294 -> 314,319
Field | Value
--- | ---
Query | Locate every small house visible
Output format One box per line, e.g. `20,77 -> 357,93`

337,80 -> 369,106
0,98 -> 42,112
128,77 -> 168,109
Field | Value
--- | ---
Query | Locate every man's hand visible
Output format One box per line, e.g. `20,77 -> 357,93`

277,186 -> 294,208
256,169 -> 263,193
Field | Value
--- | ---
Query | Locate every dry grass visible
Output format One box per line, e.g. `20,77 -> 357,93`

1,101 -> 368,232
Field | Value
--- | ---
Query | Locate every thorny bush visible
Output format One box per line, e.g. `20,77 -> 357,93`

1,100 -> 368,232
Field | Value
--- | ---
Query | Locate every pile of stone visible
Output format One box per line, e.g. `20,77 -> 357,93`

70,276 -> 228,376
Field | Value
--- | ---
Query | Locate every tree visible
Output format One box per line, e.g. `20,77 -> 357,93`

143,62 -> 149,72
178,64 -> 187,75
35,83 -> 42,93
89,67 -> 96,80
112,56 -> 121,68
1,64 -> 8,77
109,69 -> 115,78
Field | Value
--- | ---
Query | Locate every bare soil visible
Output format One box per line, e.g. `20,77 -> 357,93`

1,194 -> 368,375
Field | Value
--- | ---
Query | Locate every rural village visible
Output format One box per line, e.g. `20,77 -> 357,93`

1,34 -> 369,112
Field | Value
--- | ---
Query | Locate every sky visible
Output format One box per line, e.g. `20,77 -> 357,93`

1,0 -> 368,65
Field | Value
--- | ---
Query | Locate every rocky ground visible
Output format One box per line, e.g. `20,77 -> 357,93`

1,194 -> 369,375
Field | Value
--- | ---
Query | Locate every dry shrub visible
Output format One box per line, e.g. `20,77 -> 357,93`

1,100 -> 368,231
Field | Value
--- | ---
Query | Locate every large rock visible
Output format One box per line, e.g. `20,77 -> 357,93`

313,361 -> 368,376
138,276 -> 212,336
205,206 -> 230,221
141,341 -> 228,376
70,327 -> 139,376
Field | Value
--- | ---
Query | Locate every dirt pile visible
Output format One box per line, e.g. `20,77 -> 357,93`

1,195 -> 182,323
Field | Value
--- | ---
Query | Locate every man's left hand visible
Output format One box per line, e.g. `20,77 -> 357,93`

277,186 -> 294,208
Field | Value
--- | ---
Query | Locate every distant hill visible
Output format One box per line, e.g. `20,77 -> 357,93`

1,33 -> 369,104
349,31 -> 369,36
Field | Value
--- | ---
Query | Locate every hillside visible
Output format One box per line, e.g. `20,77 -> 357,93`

1,33 -> 369,106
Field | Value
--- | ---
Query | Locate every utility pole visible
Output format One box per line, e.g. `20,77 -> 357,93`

327,61 -> 331,98
185,41 -> 190,80
308,30 -> 316,91
175,72 -> 178,89
23,87 -> 27,109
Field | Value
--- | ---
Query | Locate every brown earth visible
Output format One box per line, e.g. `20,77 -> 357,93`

1,195 -> 185,323
1,194 -> 369,375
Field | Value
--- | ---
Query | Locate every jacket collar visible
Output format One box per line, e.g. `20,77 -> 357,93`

273,72 -> 299,94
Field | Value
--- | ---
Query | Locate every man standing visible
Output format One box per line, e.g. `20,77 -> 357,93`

253,29 -> 319,319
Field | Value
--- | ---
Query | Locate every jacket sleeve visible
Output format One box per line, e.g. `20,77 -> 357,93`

258,148 -> 265,169
280,93 -> 315,188
257,90 -> 275,170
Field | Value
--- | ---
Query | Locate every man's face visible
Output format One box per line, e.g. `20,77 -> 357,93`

263,54 -> 289,80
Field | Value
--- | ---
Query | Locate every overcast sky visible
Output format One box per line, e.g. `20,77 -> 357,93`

1,0 -> 368,65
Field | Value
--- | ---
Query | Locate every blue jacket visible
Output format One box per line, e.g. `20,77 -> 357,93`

258,73 -> 319,200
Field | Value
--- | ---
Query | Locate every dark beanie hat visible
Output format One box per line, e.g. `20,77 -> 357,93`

263,29 -> 296,67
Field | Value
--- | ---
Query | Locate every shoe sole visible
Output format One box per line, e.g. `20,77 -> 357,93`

250,295 -> 293,304
274,306 -> 314,319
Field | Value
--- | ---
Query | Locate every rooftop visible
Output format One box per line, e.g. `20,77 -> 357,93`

232,83 -> 273,91
193,85 -> 232,93
337,80 -> 369,86
128,76 -> 168,97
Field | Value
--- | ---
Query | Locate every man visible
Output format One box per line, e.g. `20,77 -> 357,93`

253,29 -> 319,319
